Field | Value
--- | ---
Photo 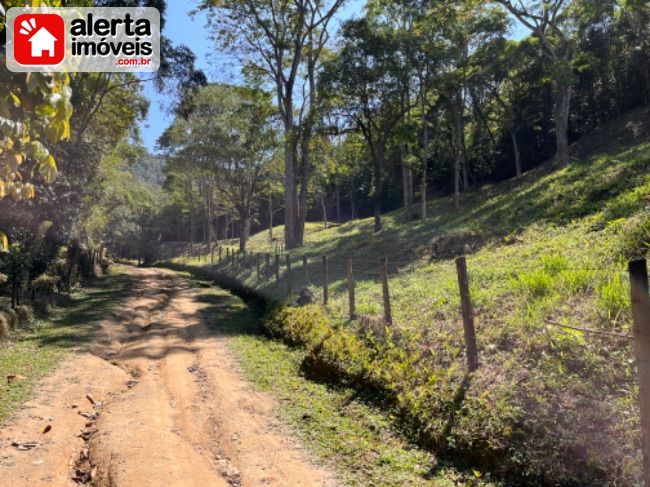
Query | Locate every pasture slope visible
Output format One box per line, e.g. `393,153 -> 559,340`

172,105 -> 650,485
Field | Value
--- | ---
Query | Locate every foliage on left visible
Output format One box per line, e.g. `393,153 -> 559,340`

0,0 -> 73,203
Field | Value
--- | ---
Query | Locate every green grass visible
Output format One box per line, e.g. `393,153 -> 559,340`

167,112 -> 650,484
186,278 -> 499,486
0,266 -> 133,423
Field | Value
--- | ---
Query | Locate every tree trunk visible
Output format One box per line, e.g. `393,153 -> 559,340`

320,192 -> 328,229
239,214 -> 250,252
190,206 -> 195,259
462,159 -> 469,190
296,130 -> 310,246
350,182 -> 356,220
511,130 -> 522,177
554,80 -> 571,167
268,194 -> 274,242
296,36 -> 317,246
420,111 -> 429,220
11,279 -> 17,309
372,144 -> 384,233
402,161 -> 412,220
283,109 -> 297,249
452,94 -> 464,210
335,180 -> 341,223
401,89 -> 413,221
419,76 -> 429,220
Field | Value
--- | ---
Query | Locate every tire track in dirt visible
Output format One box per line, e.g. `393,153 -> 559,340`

0,355 -> 130,486
87,267 -> 332,487
0,267 -> 332,486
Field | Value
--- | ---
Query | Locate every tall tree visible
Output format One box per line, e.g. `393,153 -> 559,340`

495,0 -> 573,166
161,85 -> 277,252
493,0 -> 611,166
434,0 -> 506,208
321,18 -> 411,232
200,0 -> 345,249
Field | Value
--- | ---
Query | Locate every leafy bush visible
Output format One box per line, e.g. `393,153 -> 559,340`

541,254 -> 569,275
261,298 -> 642,486
558,268 -> 594,293
356,300 -> 381,316
517,269 -> 555,298
597,274 -> 630,319
616,213 -> 650,260
15,306 -> 33,326
32,273 -> 60,292
0,308 -> 18,331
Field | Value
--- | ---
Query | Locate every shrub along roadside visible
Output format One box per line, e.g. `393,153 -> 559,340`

160,260 -> 641,486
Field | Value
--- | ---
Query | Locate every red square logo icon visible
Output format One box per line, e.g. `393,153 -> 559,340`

13,14 -> 65,66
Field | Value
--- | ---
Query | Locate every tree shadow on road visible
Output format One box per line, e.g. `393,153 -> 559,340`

22,270 -> 136,350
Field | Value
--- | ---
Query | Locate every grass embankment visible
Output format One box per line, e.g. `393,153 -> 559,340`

170,110 -> 650,485
181,272 -> 498,486
0,267 -> 133,423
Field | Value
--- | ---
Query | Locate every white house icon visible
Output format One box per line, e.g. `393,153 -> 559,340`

28,27 -> 58,57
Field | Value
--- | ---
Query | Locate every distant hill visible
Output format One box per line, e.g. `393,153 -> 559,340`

130,154 -> 165,187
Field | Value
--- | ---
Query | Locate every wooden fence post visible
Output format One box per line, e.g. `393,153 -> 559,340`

322,255 -> 329,305
347,257 -> 355,320
256,254 -> 261,281
455,256 -> 478,372
226,248 -> 230,264
265,253 -> 271,277
218,245 -> 222,265
275,254 -> 280,285
303,256 -> 309,283
211,244 -> 215,264
629,257 -> 650,485
286,254 -> 292,294
379,257 -> 392,325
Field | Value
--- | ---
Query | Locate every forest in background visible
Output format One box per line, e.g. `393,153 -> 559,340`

2,0 -> 650,261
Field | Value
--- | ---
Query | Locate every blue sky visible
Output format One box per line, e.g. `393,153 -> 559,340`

140,1 -> 524,152
140,2 -> 210,152
141,0 -> 369,152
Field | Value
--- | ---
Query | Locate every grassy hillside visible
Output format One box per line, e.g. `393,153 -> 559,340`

171,107 -> 650,485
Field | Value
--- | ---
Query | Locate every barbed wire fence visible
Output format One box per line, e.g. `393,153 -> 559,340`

176,240 -> 650,482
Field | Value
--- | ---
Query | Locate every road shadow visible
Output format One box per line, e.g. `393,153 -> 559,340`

22,271 -> 136,350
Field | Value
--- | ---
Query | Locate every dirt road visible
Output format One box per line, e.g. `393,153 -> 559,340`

0,267 -> 332,486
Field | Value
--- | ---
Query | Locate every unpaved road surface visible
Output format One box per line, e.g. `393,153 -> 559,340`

0,267 -> 332,487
